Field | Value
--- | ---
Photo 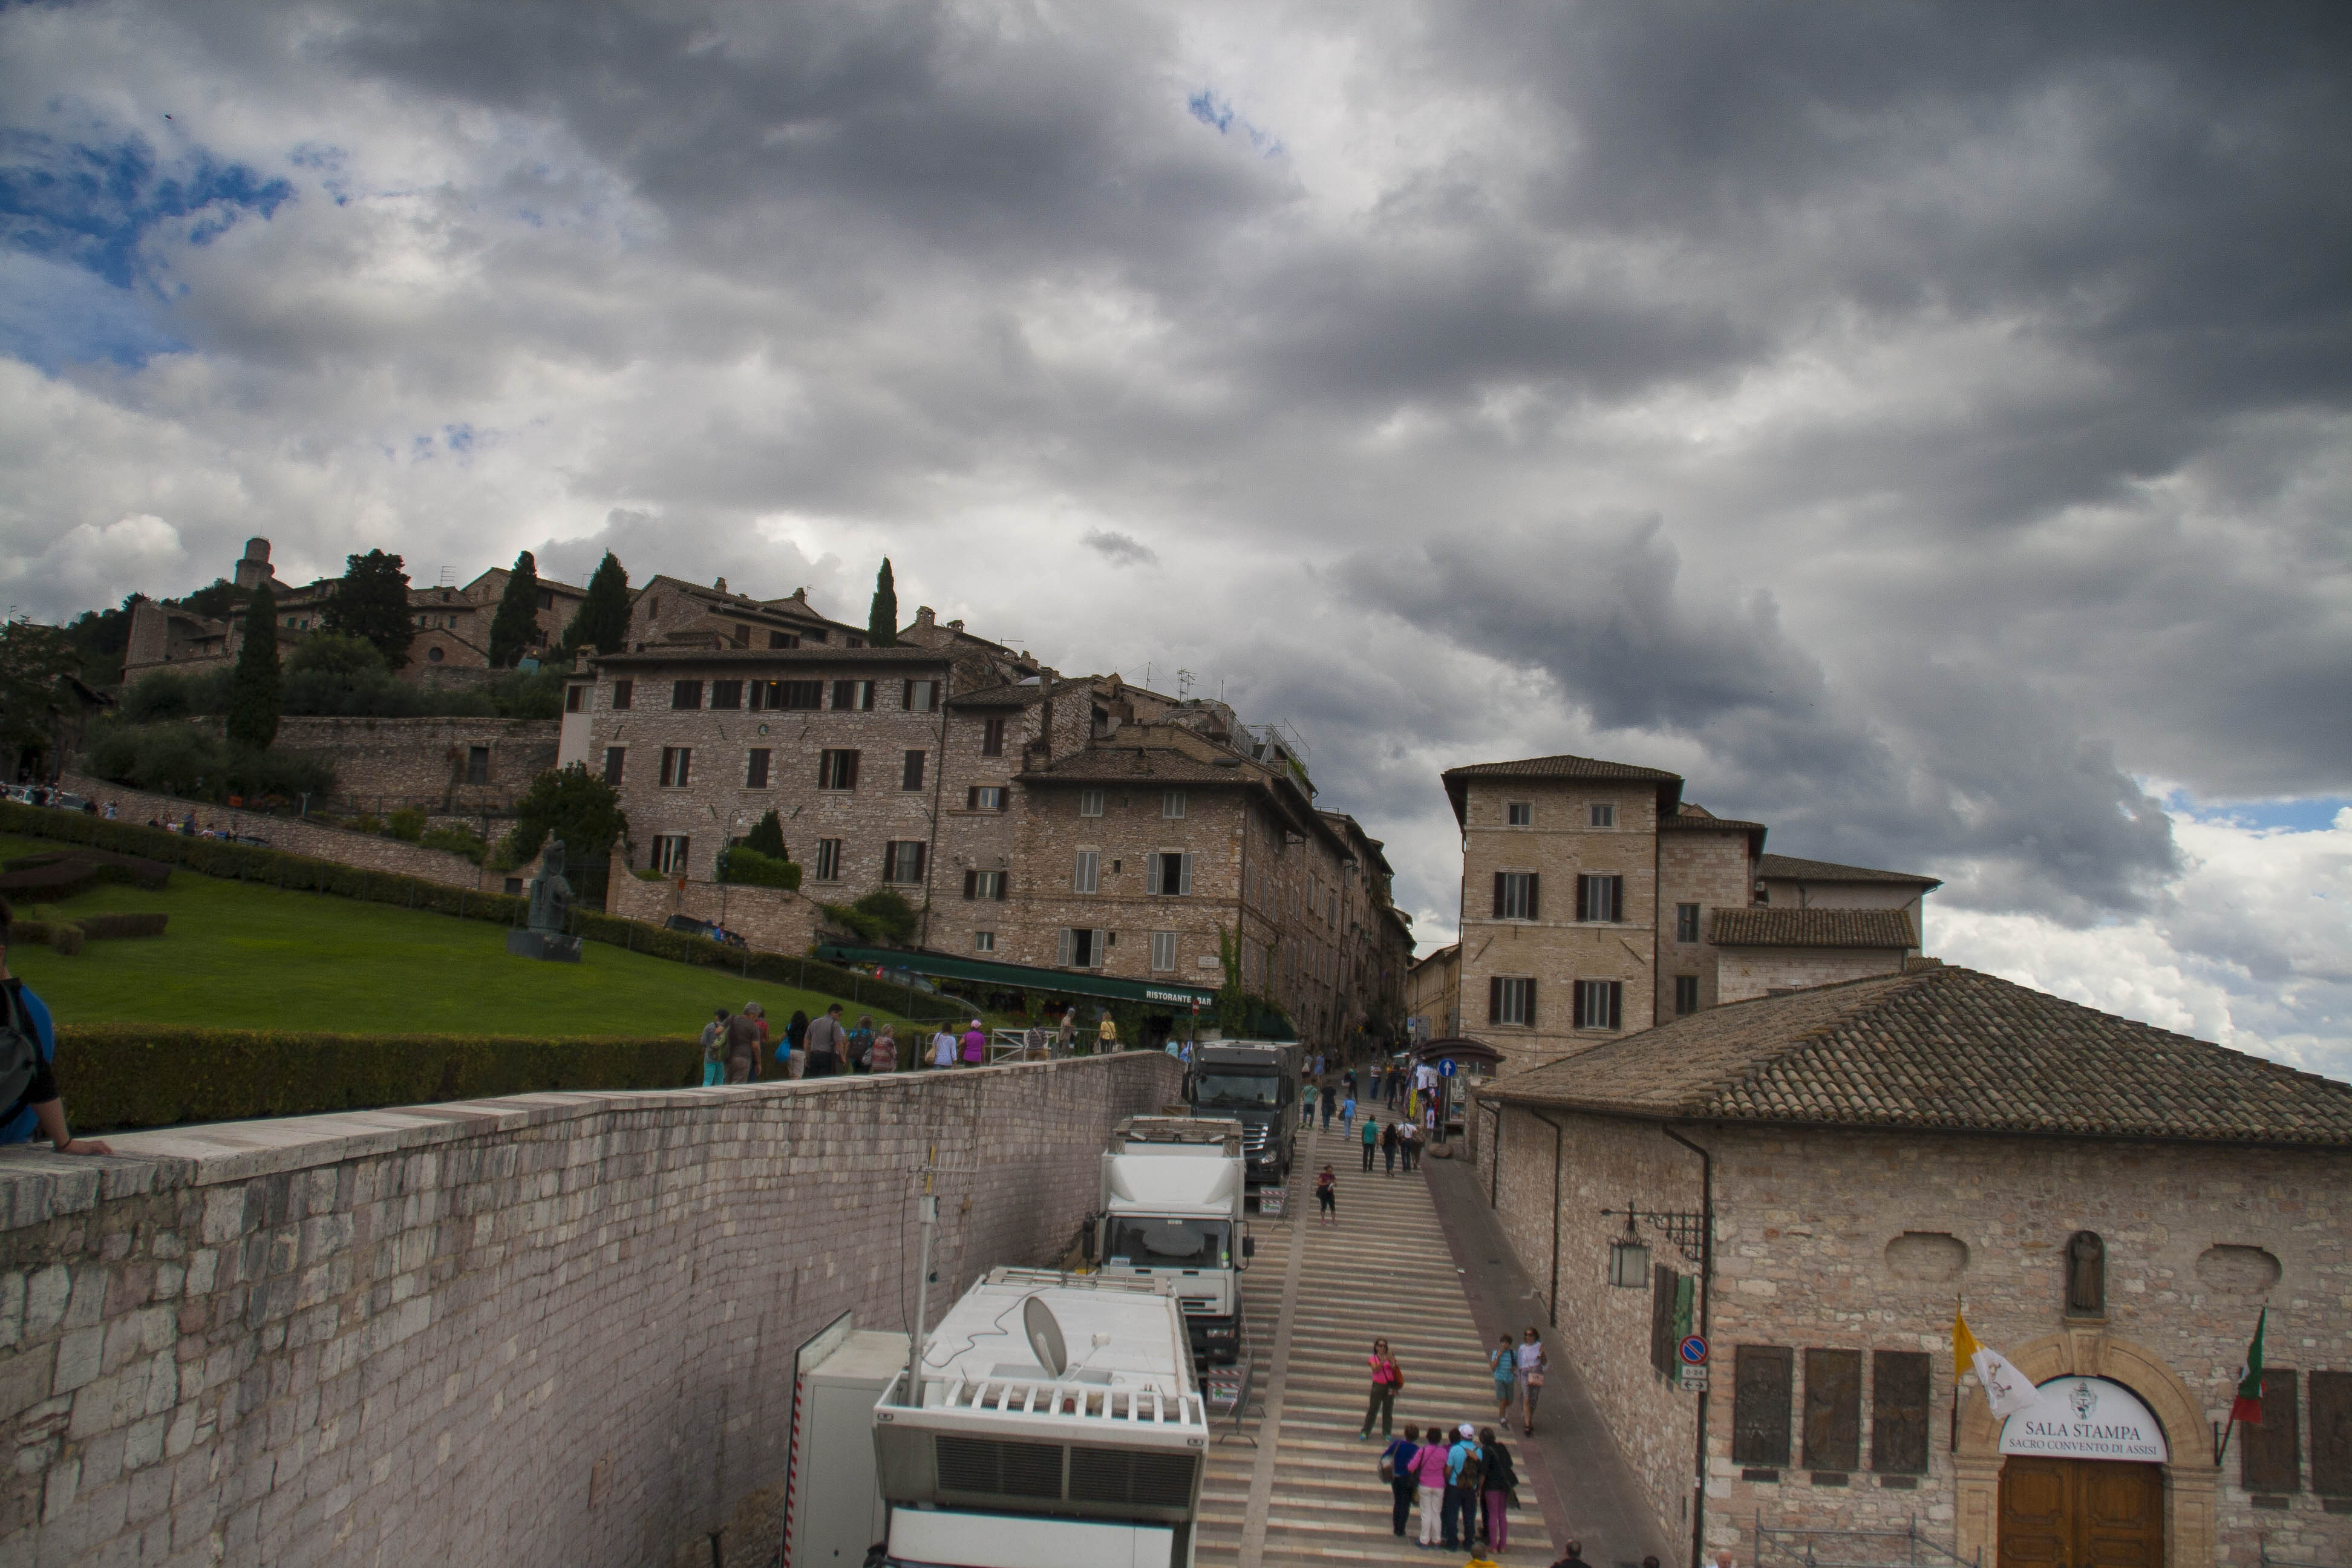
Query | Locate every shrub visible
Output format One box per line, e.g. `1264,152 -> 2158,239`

420,824 -> 488,864
385,808 -> 426,843
852,888 -> 917,942
48,924 -> 83,956
77,912 -> 168,939
717,845 -> 802,890
743,808 -> 788,860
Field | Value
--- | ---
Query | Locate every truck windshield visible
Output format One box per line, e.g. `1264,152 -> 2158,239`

1106,1218 -> 1232,1269
1195,1073 -> 1279,1106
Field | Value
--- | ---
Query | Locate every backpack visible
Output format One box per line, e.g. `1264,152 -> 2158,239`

1454,1442 -> 1483,1492
0,984 -> 41,1113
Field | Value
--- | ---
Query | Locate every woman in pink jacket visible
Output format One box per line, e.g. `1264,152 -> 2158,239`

1411,1423 -> 1451,1546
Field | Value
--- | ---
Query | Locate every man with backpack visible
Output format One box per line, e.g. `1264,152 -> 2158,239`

0,900 -> 110,1155
1443,1422 -> 1483,1552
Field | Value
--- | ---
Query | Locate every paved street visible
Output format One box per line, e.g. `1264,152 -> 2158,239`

1195,1123 -> 1576,1568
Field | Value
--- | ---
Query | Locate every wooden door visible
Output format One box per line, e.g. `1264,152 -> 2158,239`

1999,1458 -> 2164,1567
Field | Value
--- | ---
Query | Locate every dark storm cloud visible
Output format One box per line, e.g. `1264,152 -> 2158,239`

1082,529 -> 1156,567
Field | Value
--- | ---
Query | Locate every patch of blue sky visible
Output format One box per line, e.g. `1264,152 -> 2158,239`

2165,790 -> 2351,834
0,250 -> 185,370
1186,90 -> 1284,157
445,424 -> 475,452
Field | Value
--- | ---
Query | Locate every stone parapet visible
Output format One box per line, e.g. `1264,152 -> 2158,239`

0,1051 -> 1183,1567
605,856 -> 822,955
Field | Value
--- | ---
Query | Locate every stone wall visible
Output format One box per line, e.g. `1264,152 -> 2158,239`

604,856 -> 821,955
0,1053 -> 1183,1568
56,773 -> 496,890
1716,945 -> 1909,1003
269,717 -> 561,813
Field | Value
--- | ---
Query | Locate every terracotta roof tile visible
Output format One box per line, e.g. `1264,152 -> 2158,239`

1759,852 -> 1941,887
1443,753 -> 1683,783
1710,907 -> 1915,948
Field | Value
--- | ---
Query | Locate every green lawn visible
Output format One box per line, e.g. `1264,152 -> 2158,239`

0,835 -> 929,1039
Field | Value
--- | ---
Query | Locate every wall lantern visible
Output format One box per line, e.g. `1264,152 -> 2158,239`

1607,1215 -> 1651,1289
1601,1202 -> 1706,1286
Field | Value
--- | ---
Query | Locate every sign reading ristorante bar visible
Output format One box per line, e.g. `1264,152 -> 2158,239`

1998,1377 -> 2169,1462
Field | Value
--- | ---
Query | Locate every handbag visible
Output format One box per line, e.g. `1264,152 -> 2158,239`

1377,1450 -> 1396,1483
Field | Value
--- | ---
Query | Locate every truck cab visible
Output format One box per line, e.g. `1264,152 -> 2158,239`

1185,1040 -> 1302,1194
1096,1117 -> 1252,1365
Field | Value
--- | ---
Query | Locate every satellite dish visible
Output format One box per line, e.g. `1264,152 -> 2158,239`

1023,1295 -> 1069,1379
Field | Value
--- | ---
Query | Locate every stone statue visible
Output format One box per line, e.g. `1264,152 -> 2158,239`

2065,1230 -> 2105,1317
508,838 -> 583,963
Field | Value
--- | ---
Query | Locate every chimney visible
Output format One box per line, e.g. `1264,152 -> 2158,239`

914,606 -> 936,630
713,577 -> 728,594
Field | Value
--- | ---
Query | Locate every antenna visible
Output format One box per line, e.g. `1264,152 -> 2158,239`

1023,1295 -> 1069,1378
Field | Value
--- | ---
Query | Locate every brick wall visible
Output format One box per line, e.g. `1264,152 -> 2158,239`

605,855 -> 820,955
0,1053 -> 1183,1568
1657,828 -> 1752,1018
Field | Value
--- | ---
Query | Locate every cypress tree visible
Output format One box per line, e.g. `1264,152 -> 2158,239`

562,552 -> 632,655
226,583 -> 282,750
867,557 -> 898,647
744,808 -> 788,860
488,549 -> 543,668
321,549 -> 415,668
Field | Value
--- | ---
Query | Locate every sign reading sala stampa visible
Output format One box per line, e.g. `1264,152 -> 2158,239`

1998,1377 -> 2169,1462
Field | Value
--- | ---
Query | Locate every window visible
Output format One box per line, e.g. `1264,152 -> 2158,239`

818,750 -> 860,790
846,635 -> 864,648
1507,801 -> 1532,826
659,746 -> 693,788
1575,979 -> 1622,1030
1079,789 -> 1105,817
427,646 -> 445,664
1073,849 -> 1100,894
1151,932 -> 1178,972
564,684 -> 584,714
1803,1350 -> 1862,1472
831,679 -> 874,711
1576,874 -> 1624,923
1145,851 -> 1193,895
708,679 -> 743,711
883,841 -> 927,884
537,589 -> 554,610
1493,871 -> 1538,921
465,746 -> 490,786
611,679 -> 633,710
1589,802 -> 1616,828
966,786 -> 1007,811
902,751 -> 927,791
647,596 -> 660,621
650,835 -> 691,874
981,717 -> 1005,756
671,679 -> 703,710
2243,1368 -> 2302,1494
1676,902 -> 1701,943
745,749 -> 771,788
964,870 -> 1006,901
1870,1352 -> 1932,1476
751,679 -> 823,711
1488,976 -> 1535,1026
2313,1371 -> 2352,1497
903,679 -> 938,713
1163,790 -> 1186,818
813,840 -> 843,881
1731,1347 -> 1794,1466
731,622 -> 751,647
602,746 -> 626,786
768,630 -> 798,649
973,931 -> 996,953
1674,975 -> 1700,1016
1057,928 -> 1107,967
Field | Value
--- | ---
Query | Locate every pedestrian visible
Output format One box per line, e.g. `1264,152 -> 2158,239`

1380,1425 -> 1421,1537
804,1002 -> 848,1077
723,1004 -> 763,1084
1320,1080 -> 1336,1131
1360,1114 -> 1378,1172
699,1008 -> 730,1087
1489,1333 -> 1518,1422
784,1008 -> 810,1078
1357,1337 -> 1403,1439
1054,1010 -> 1076,1055
870,1023 -> 898,1074
961,1018 -> 987,1066
1478,1426 -> 1518,1553
848,1014 -> 877,1073
1302,1079 -> 1318,1124
1411,1418 -> 1449,1547
1549,1541 -> 1594,1568
931,1024 -> 958,1070
0,900 -> 110,1156
1712,1554 -> 1734,1568
1382,1119 -> 1400,1174
1517,1326 -> 1549,1435
1400,1118 -> 1420,1171
1340,1093 -> 1356,1135
1443,1422 -> 1483,1551
1096,1010 -> 1118,1052
1314,1165 -> 1336,1226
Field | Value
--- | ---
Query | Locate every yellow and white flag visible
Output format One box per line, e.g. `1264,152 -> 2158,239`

1954,1306 -> 2037,1419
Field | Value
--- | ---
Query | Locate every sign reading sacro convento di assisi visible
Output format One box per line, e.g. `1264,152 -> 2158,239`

1998,1376 -> 2169,1462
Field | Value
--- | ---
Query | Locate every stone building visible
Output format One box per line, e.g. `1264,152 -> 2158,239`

558,590 -> 1409,1051
1468,963 -> 2352,1568
1444,752 -> 1937,1074
1406,941 -> 1462,1040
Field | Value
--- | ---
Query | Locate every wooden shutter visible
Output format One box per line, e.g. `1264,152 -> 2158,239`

1178,853 -> 1193,895
843,750 -> 859,788
1650,1265 -> 1679,1376
964,870 -> 977,900
1524,872 -> 1537,921
1488,975 -> 1504,1024
1057,929 -> 1074,965
1575,874 -> 1590,920
2243,1368 -> 2302,1493
1803,1350 -> 1863,1471
1145,855 -> 1161,893
1870,1351 -> 1931,1474
994,872 -> 1007,901
1732,1347 -> 1794,1466
2311,1371 -> 2352,1496
1606,981 -> 1622,1030
1522,978 -> 1535,1028
1492,872 -> 1506,918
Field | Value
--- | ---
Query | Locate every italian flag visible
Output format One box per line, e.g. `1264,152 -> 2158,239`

2232,1308 -> 2267,1426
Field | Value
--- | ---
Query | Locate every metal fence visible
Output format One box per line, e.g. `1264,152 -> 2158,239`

1754,1515 -> 1980,1568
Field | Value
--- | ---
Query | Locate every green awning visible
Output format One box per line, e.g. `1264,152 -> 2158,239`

815,944 -> 1219,1008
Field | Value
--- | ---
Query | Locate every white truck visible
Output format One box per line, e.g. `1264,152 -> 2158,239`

1093,1117 -> 1254,1365
871,1268 -> 1209,1568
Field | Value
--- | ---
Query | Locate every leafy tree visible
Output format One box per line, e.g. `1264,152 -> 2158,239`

61,596 -> 138,685
488,549 -> 543,668
743,808 -> 788,860
501,764 -> 628,867
180,580 -> 244,621
321,550 -> 415,668
867,558 -> 898,647
226,584 -> 283,750
0,619 -> 82,776
562,552 -> 630,655
851,888 -> 918,943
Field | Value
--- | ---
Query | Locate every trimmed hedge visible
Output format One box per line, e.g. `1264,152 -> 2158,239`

716,845 -> 802,890
77,912 -> 169,940
10,913 -> 168,953
53,1027 -> 701,1133
0,848 -> 171,903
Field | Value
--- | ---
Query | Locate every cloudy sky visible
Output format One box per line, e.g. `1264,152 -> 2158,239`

4,1 -> 2347,1071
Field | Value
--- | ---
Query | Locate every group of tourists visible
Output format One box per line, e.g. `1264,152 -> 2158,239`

697,1000 -> 910,1084
1360,1329 -> 1550,1553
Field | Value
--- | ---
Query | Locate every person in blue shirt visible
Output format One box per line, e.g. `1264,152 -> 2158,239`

0,901 -> 111,1155
1380,1425 -> 1422,1537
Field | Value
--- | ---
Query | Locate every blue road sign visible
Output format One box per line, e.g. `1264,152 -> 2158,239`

1439,1059 -> 1457,1078
1679,1335 -> 1710,1366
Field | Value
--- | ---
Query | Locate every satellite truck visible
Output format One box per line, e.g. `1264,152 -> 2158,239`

1183,1039 -> 1304,1197
863,1267 -> 1209,1568
1093,1117 -> 1255,1364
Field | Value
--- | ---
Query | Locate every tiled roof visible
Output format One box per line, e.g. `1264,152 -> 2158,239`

1016,748 -> 1255,785
1710,907 -> 1915,949
1443,753 -> 1683,783
1483,965 -> 2352,1146
592,645 -> 950,668
1758,852 -> 1941,887
1661,813 -> 1768,834
948,677 -> 1093,708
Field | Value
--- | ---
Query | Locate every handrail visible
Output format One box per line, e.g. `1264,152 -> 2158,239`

890,1368 -> 1209,1431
